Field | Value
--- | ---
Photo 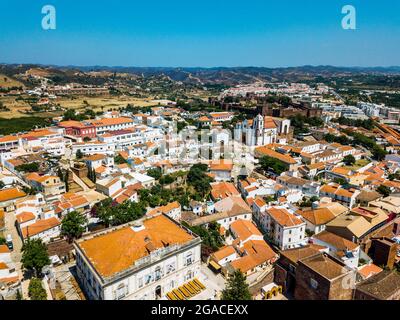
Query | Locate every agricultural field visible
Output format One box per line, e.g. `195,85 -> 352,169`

0,95 -> 174,119
0,74 -> 24,88
55,96 -> 173,113
0,96 -> 32,118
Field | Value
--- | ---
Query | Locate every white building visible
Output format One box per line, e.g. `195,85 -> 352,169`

235,115 -> 290,147
256,206 -> 307,250
189,196 -> 252,231
130,172 -> 156,188
88,117 -> 136,135
74,214 -> 202,300
72,141 -> 115,157
311,230 -> 360,269
20,217 -> 61,243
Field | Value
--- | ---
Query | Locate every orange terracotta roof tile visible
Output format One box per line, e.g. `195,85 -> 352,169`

16,211 -> 36,224
230,240 -> 276,273
267,207 -> 304,227
88,117 -> 134,127
298,208 -> 336,226
85,154 -> 106,161
255,147 -> 297,164
0,135 -> 19,143
230,219 -> 262,241
313,230 -> 359,251
95,166 -> 107,174
211,182 -> 240,199
210,160 -> 233,171
254,197 -> 267,208
0,188 -> 26,203
21,217 -> 60,238
358,264 -> 383,279
77,215 -> 195,278
0,245 -> 10,253
212,245 -> 236,261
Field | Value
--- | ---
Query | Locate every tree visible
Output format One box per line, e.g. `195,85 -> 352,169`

177,121 -> 187,133
93,198 -> 114,227
57,168 -> 64,181
114,154 -> 127,165
21,239 -> 50,277
183,222 -> 223,251
76,149 -> 83,159
388,172 -> 400,181
221,270 -> 252,300
88,168 -> 96,183
63,109 -> 79,121
64,170 -> 70,192
377,185 -> 391,197
93,197 -> 146,228
28,278 -> 47,300
87,168 -> 93,182
15,162 -> 40,173
372,145 -> 388,161
61,211 -> 87,242
22,186 -> 37,195
187,164 -> 213,198
259,156 -> 287,175
147,168 -> 162,180
343,155 -> 356,166
159,174 -> 175,185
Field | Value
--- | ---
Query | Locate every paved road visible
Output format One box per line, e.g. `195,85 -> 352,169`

195,264 -> 226,300
4,210 -> 23,277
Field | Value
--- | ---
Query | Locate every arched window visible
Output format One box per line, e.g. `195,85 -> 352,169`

155,285 -> 162,299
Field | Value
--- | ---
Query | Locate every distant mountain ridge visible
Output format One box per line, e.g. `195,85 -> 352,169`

2,63 -> 400,86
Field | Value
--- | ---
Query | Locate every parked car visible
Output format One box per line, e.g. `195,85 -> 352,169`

6,234 -> 13,251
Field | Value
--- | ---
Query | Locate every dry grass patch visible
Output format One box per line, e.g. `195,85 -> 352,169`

0,74 -> 24,88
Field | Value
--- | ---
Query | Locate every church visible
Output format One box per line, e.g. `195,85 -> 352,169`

235,114 -> 291,146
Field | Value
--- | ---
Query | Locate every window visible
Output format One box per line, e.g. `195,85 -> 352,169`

138,277 -> 143,288
185,252 -> 193,266
145,274 -> 153,285
166,262 -> 176,274
155,266 -> 162,281
288,238 -> 291,242
185,270 -> 194,281
116,283 -> 126,300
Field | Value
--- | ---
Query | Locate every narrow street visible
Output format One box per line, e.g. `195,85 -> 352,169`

4,209 -> 23,279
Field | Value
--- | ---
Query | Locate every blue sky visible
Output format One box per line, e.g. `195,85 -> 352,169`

0,0 -> 399,67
